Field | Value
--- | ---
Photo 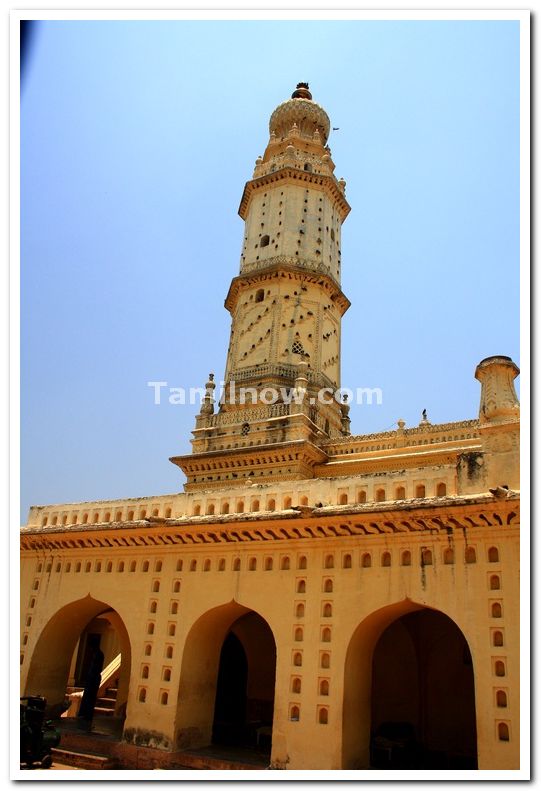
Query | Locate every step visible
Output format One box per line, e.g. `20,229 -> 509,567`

104,688 -> 118,699
93,707 -> 115,717
177,751 -> 267,771
96,697 -> 116,709
51,747 -> 116,770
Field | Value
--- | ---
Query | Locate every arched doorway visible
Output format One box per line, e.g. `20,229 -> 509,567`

371,610 -> 477,768
24,596 -> 131,730
342,601 -> 477,769
176,603 -> 277,755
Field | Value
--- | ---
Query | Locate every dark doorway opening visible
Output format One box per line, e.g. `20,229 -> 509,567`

212,633 -> 248,744
211,612 -> 276,753
75,633 -> 101,687
370,610 -> 477,769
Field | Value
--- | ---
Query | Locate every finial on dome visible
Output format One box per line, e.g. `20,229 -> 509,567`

291,82 -> 312,100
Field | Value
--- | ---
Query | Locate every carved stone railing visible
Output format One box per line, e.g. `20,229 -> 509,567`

324,419 -> 481,456
207,403 -> 291,427
253,152 -> 332,180
226,362 -> 335,391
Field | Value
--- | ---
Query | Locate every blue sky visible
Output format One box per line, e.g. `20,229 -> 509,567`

20,19 -> 520,520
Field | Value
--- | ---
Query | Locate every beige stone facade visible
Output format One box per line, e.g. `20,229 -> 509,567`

20,83 -> 520,771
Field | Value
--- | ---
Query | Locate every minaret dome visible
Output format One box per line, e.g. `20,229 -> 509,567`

269,82 -> 331,144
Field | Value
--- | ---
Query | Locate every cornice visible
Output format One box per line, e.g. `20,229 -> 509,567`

170,439 -> 328,474
224,262 -> 350,316
238,167 -> 351,222
20,494 -> 520,553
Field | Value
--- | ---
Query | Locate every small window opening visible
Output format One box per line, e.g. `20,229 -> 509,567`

422,549 -> 433,566
444,547 -> 454,565
488,546 -> 500,563
498,723 -> 510,741
465,546 -> 477,563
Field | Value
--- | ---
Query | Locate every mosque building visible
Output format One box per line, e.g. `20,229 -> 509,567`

20,84 -> 520,771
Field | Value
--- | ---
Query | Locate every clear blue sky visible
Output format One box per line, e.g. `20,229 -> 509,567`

20,19 -> 520,520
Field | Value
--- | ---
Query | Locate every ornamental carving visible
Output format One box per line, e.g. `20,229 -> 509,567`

269,98 -> 331,143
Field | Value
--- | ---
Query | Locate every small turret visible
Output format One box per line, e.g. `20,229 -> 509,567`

458,356 -> 521,494
199,373 -> 216,416
475,356 -> 520,424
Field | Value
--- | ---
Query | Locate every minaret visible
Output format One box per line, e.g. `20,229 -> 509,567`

171,84 -> 351,490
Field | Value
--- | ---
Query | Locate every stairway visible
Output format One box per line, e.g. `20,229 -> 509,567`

51,746 -> 117,770
94,686 -> 118,717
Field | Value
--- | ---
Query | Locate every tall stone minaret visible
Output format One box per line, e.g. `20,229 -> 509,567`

172,84 -> 351,490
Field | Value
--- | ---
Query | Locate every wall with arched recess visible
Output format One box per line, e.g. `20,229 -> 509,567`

371,610 -> 477,764
340,600 -> 477,769
341,600 -> 424,769
174,601 -> 277,750
24,595 -> 131,716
